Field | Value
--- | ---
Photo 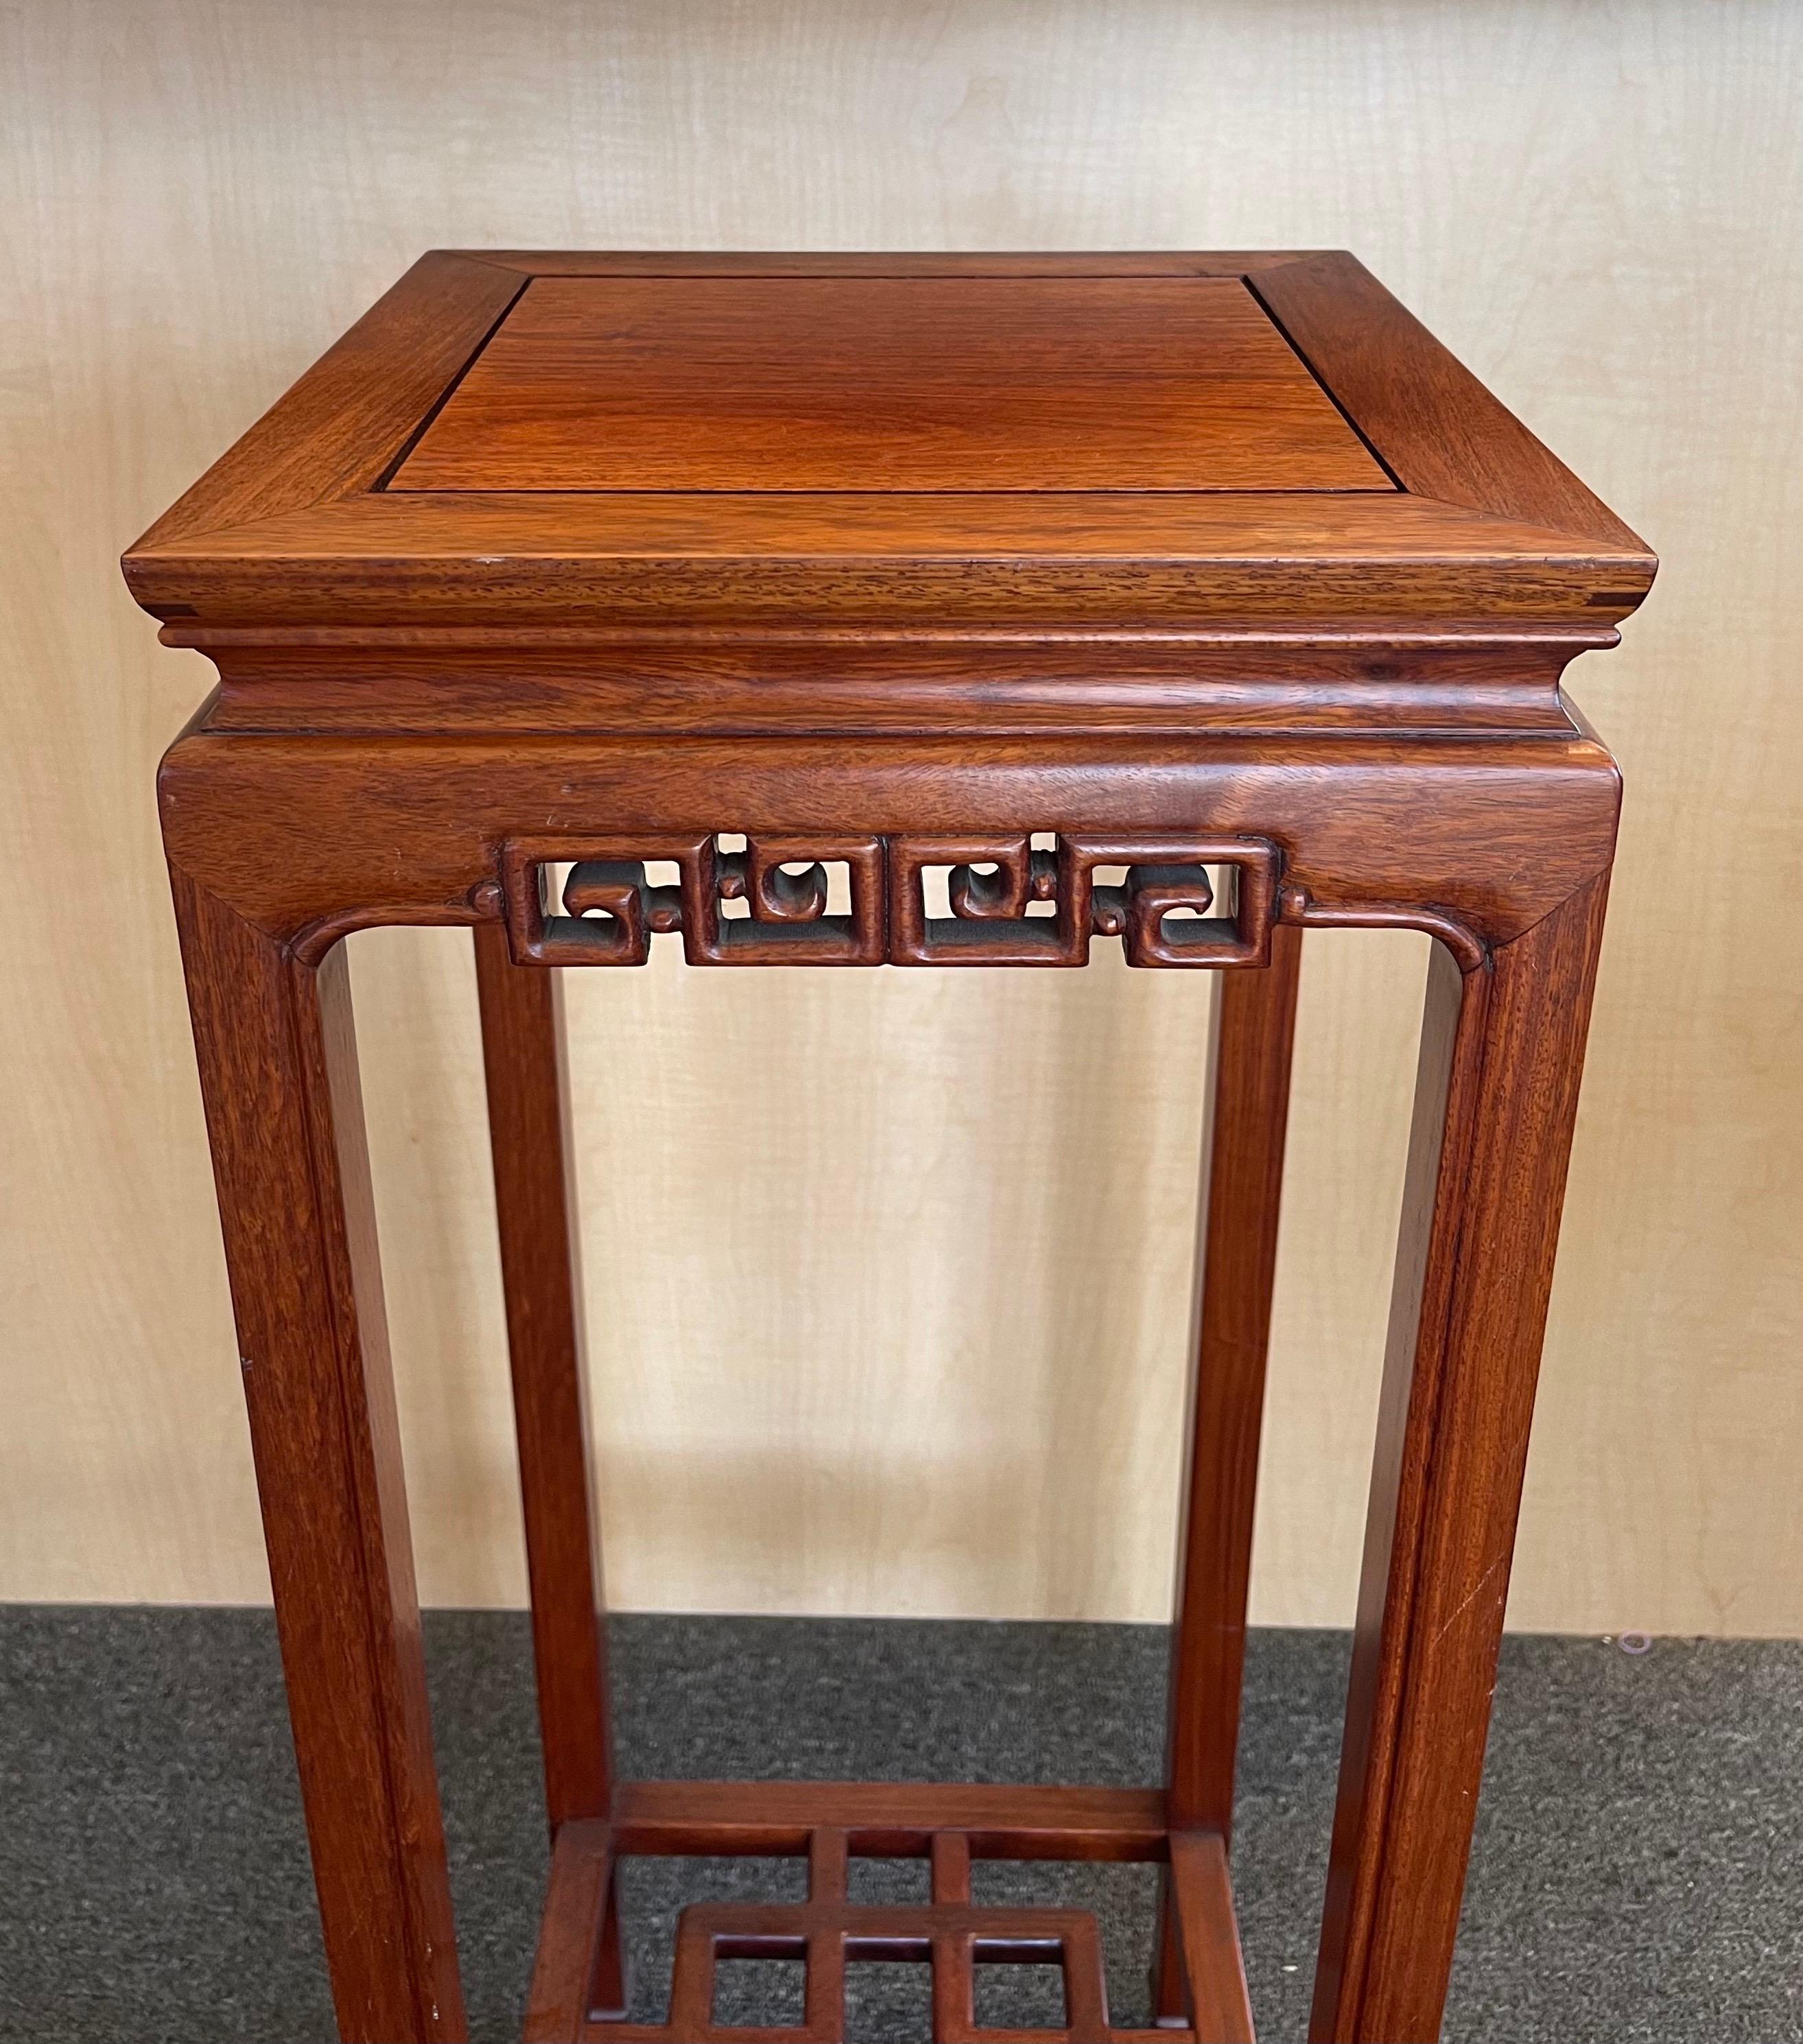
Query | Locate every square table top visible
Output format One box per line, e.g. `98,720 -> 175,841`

123,251 -> 1653,635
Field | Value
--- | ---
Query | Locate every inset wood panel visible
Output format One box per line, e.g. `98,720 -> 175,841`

391,276 -> 1392,493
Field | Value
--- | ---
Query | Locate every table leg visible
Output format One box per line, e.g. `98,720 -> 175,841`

473,930 -> 623,2015
1153,925 -> 1304,2024
1310,873 -> 1611,2043
170,873 -> 464,2043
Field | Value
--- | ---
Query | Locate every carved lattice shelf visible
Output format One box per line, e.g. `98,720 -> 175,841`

524,1781 -> 1253,2044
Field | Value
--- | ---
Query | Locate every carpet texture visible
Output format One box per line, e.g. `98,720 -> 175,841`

0,1610 -> 1797,2042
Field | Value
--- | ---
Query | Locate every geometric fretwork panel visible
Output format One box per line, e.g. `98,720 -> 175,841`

499,833 -> 1279,970
580,1827 -> 1189,2043
525,1785 -> 1251,2044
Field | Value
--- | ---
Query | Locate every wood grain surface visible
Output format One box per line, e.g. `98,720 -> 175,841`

119,250 -> 1651,631
3,0 -> 1798,1650
166,875 -> 465,2041
471,930 -> 614,1833
390,274 -> 1391,493
133,203 -> 1653,2043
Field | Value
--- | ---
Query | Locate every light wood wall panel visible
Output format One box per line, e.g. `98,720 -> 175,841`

2,0 -> 1798,1634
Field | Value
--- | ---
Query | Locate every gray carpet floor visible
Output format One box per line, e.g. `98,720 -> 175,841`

0,1610 -> 1797,2042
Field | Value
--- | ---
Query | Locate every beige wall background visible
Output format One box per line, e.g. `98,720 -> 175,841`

3,0 -> 1799,1636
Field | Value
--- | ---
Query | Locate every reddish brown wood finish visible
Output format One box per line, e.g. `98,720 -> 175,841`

521,1786 -> 1251,2044
131,251 -> 1651,2043
526,1821 -> 615,2044
1167,1832 -> 1256,2044
1153,923 -> 1304,2021
167,873 -> 464,2043
473,931 -> 627,2018
610,1780 -> 1172,1861
1166,923 -> 1308,1838
472,926 -> 613,1832
1310,876 -> 1613,2043
124,251 -> 1651,637
154,727 -> 1623,966
392,274 -> 1389,493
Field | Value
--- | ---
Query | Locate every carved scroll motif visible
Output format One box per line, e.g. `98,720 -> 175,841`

499,834 -> 1279,969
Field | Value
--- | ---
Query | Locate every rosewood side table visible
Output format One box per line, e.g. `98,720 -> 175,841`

125,251 -> 1653,2044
